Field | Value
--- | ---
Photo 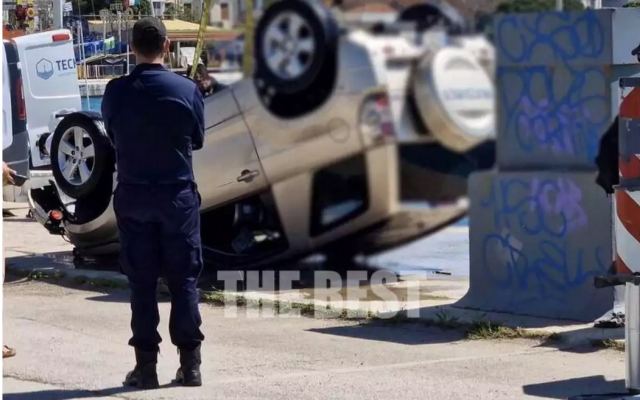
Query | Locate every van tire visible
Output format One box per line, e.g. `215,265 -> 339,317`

51,114 -> 113,199
254,0 -> 338,117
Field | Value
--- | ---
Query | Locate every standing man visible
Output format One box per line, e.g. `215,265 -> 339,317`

101,17 -> 205,389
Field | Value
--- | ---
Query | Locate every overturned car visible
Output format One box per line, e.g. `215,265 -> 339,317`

29,0 -> 496,268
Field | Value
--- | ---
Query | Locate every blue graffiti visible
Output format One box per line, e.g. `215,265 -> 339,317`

495,11 -> 610,162
498,65 -> 609,162
480,177 -> 608,297
530,177 -> 587,232
481,177 -> 587,237
482,233 -> 607,299
496,11 -> 606,65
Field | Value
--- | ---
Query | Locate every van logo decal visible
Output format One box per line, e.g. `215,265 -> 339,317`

35,58 -> 54,80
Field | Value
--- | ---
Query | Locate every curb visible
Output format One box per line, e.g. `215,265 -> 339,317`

5,255 -> 129,289
199,290 -> 625,350
5,256 -> 625,350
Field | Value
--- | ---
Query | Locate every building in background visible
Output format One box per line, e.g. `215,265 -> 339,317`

151,0 -> 166,17
210,0 -> 240,28
191,0 -> 264,29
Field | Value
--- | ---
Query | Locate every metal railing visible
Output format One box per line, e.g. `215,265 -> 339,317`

77,64 -> 131,79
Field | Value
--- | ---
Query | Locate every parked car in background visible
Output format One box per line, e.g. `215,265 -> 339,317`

29,0 -> 496,267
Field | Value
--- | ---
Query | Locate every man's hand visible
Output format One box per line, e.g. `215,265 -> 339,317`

3,162 -> 15,186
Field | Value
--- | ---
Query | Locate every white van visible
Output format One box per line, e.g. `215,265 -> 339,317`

11,29 -> 81,169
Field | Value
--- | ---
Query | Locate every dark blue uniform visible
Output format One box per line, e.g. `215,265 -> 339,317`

102,63 -> 205,352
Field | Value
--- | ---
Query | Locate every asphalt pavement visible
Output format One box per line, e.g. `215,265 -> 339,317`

1,208 -> 631,399
2,279 -> 628,400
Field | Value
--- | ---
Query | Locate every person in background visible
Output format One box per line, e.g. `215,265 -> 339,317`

187,63 -> 216,96
101,17 -> 205,389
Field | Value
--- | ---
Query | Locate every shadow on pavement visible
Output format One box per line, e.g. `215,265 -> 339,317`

4,217 -> 37,223
522,375 -> 625,399
3,383 -> 177,400
6,253 -> 77,271
307,303 -> 624,351
308,322 -> 465,345
7,251 -> 116,273
450,302 -> 597,329
540,326 -> 624,355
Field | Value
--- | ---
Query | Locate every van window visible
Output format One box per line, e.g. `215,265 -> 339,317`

3,48 -> 13,149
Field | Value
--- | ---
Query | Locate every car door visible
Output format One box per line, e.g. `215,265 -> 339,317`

193,87 -> 268,211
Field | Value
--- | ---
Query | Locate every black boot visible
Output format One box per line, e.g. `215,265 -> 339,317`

123,349 -> 159,389
175,345 -> 202,387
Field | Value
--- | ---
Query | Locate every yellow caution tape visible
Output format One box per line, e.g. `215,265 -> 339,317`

190,0 -> 211,79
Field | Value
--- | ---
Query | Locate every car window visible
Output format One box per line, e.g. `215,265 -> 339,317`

310,155 -> 369,236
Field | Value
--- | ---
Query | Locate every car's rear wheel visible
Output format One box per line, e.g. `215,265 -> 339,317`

254,0 -> 338,118
51,115 -> 113,199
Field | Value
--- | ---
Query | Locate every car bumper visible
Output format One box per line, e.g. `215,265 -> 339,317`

29,179 -> 120,256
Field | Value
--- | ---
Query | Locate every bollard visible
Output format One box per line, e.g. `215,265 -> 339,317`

627,282 -> 640,393
616,79 -> 640,276
591,79 -> 640,396
619,78 -> 640,393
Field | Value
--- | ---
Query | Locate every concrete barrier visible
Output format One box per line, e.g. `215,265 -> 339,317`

458,171 -> 612,321
461,9 -> 640,321
495,9 -> 640,169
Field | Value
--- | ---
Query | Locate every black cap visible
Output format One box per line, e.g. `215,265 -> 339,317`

632,43 -> 640,57
132,17 -> 167,46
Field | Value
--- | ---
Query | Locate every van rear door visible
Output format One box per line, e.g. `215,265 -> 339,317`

3,40 -> 29,176
12,29 -> 81,168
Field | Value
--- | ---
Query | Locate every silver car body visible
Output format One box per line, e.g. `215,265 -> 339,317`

30,25 -> 494,265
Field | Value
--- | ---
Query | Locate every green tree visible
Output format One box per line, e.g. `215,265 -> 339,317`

496,0 -> 584,12
164,2 -> 177,19
624,1 -> 640,6
179,4 -> 193,21
138,0 -> 152,17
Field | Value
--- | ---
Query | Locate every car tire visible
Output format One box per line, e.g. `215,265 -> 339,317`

254,0 -> 338,118
51,114 -> 113,199
412,48 -> 495,153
